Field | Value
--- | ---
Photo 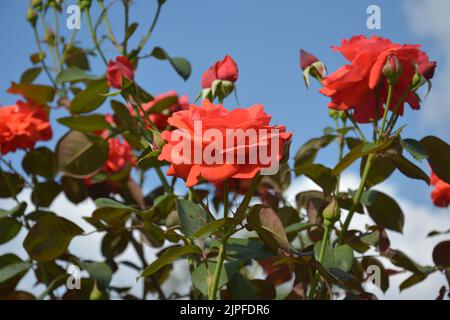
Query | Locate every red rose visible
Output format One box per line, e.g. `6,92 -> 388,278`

103,136 -> 136,173
100,115 -> 136,173
0,101 -> 52,155
106,56 -> 135,89
430,172 -> 450,208
320,35 -> 436,123
158,100 -> 292,187
201,55 -> 239,88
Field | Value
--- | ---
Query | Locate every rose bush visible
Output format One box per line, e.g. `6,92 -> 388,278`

0,0 -> 449,302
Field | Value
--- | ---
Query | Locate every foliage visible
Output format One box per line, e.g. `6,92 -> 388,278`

0,0 -> 448,301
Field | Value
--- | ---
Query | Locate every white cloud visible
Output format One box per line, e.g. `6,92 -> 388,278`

403,0 -> 450,131
286,173 -> 450,299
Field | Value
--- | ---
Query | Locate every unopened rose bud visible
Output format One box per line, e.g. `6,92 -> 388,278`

300,49 -> 318,71
300,49 -> 326,88
418,61 -> 437,81
382,54 -> 402,85
322,198 -> 340,223
26,7 -> 38,26
31,0 -> 43,10
78,0 -> 92,11
44,28 -> 55,44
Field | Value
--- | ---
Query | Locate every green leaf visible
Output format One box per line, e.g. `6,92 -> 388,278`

361,190 -> 404,233
420,136 -> 450,184
23,215 -> 83,262
56,131 -> 109,178
71,78 -> 109,114
427,229 -> 450,238
0,218 -> 21,244
388,154 -> 430,185
92,198 -> 139,225
176,199 -> 212,238
191,261 -> 240,296
31,181 -> 61,208
332,137 -> 397,176
0,262 -> 31,284
0,172 -> 24,198
121,83 -> 153,103
58,114 -> 111,132
400,138 -> 428,161
360,230 -> 380,246
137,149 -> 164,169
150,47 -> 191,81
385,249 -> 431,274
294,135 -> 336,167
193,218 -> 227,239
228,273 -> 258,300
101,231 -> 131,258
111,100 -> 136,132
55,67 -> 100,85
20,67 -> 42,84
0,202 -> 27,220
64,46 -> 91,70
0,254 -> 29,294
399,273 -> 428,292
61,176 -> 88,204
22,147 -> 57,179
124,22 -> 139,41
224,238 -> 273,261
147,95 -> 179,114
95,198 -> 138,211
433,241 -> 450,268
295,164 -> 337,195
285,222 -> 314,235
247,206 -> 290,252
314,242 -> 354,272
7,82 -> 55,105
139,245 -> 201,278
360,155 -> 395,188
79,261 -> 112,290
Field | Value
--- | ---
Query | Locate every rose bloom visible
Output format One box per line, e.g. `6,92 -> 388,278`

101,114 -> 136,173
0,100 -> 52,155
201,55 -> 239,89
129,91 -> 189,131
430,172 -> 450,208
158,100 -> 292,187
103,137 -> 136,173
320,35 -> 436,123
106,56 -> 135,89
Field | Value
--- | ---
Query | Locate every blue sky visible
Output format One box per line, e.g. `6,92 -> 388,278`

1,0 -> 449,299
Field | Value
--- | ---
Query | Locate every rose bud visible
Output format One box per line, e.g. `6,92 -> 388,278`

216,55 -> 238,83
107,56 -> 135,89
300,49 -> 326,89
419,61 -> 437,81
201,55 -> 238,89
27,7 -> 38,26
322,198 -> 340,224
300,49 -> 318,71
382,54 -> 402,85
